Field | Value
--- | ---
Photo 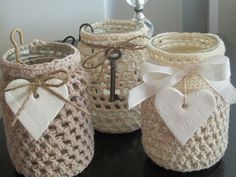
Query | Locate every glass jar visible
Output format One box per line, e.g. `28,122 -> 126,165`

79,20 -> 148,133
0,40 -> 94,177
142,33 -> 229,172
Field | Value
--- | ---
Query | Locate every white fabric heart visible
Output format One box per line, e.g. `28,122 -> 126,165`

154,87 -> 216,146
5,79 -> 69,140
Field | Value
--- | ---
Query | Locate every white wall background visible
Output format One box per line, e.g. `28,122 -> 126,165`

0,0 -> 107,56
183,0 -> 207,32
219,0 -> 236,49
106,0 -> 183,34
0,0 -> 184,56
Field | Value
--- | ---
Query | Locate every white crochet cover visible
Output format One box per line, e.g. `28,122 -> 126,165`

79,20 -> 148,133
0,41 -> 94,177
141,33 -> 229,172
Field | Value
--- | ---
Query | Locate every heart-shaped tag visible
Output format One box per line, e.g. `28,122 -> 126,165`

5,79 -> 69,140
154,87 -> 216,146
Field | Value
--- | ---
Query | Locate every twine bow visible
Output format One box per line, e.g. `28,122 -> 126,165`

129,56 -> 236,109
82,35 -> 149,79
5,70 -> 90,126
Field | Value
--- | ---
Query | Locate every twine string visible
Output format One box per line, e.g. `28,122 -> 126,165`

5,70 -> 90,126
10,28 -> 24,64
183,75 -> 187,107
82,35 -> 149,80
182,71 -> 193,108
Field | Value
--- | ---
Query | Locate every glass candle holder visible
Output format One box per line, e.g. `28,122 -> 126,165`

0,40 -> 94,177
142,33 -> 229,172
79,20 -> 148,134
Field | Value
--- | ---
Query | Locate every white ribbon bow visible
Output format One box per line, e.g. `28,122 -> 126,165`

129,56 -> 236,109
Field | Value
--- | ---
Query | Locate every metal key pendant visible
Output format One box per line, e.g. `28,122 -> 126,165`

105,48 -> 122,102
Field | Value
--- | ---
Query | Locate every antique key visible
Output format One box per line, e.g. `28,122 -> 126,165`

105,48 -> 122,102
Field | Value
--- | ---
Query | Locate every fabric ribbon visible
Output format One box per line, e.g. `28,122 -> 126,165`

129,55 -> 236,109
5,70 -> 90,126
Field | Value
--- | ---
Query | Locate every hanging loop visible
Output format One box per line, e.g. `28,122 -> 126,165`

62,36 -> 76,46
78,23 -> 94,41
10,28 -> 24,64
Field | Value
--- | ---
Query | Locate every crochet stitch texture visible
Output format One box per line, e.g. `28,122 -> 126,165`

0,41 -> 94,177
141,33 -> 229,172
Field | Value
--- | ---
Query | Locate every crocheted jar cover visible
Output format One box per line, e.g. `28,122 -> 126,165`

79,20 -> 148,133
0,41 -> 94,177
141,33 -> 229,172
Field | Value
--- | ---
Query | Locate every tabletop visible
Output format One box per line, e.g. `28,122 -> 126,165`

0,37 -> 236,177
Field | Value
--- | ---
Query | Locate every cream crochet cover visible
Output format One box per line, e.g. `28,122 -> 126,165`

0,41 -> 94,177
79,20 -> 148,133
142,33 -> 229,172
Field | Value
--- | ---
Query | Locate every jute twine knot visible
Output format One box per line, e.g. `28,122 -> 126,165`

81,35 -> 149,80
5,70 -> 90,126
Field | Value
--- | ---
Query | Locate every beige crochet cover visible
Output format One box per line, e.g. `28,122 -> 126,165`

79,20 -> 148,133
141,33 -> 229,172
0,41 -> 94,177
